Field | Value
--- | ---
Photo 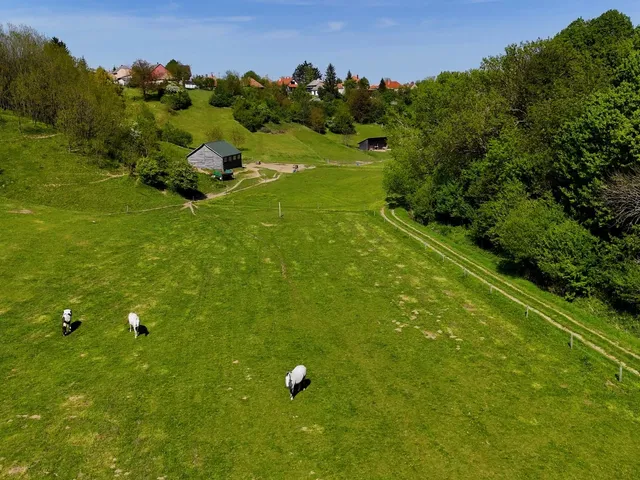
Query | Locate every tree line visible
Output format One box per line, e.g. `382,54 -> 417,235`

207,63 -> 412,136
0,25 -> 197,193
384,10 -> 640,323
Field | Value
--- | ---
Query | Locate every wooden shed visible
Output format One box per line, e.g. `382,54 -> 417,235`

186,141 -> 243,171
358,137 -> 388,151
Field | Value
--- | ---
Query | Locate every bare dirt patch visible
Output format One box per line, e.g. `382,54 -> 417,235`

399,294 -> 418,303
8,209 -> 33,214
248,162 -> 314,173
423,330 -> 438,339
261,223 -> 275,227
7,466 -> 28,475
62,394 -> 91,409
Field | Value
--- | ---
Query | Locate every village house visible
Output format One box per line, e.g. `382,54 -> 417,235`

151,64 -> 172,82
276,77 -> 298,93
113,65 -> 131,86
306,79 -> 323,96
370,78 -> 403,91
247,77 -> 264,89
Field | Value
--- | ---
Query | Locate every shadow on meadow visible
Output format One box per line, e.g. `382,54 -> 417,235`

292,378 -> 312,400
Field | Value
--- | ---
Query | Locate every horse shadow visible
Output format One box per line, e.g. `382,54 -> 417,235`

292,378 -> 311,399
138,325 -> 150,337
70,320 -> 82,334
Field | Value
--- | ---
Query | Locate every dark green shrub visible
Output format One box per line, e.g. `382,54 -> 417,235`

137,153 -> 168,187
161,90 -> 192,110
167,161 -> 198,192
598,228 -> 640,312
534,220 -> 600,298
233,98 -> 269,132
209,91 -> 234,107
328,106 -> 356,134
492,198 -> 564,265
162,123 -> 193,147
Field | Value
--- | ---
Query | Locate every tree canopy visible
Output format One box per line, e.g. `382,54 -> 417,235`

383,9 -> 640,316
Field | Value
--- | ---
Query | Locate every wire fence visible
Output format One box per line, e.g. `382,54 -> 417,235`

381,207 -> 640,380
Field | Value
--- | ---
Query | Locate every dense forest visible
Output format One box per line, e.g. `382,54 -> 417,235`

384,10 -> 640,318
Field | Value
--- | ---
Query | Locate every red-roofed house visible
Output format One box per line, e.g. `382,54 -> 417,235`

247,77 -> 264,89
370,78 -> 403,91
151,64 -> 172,82
277,76 -> 298,92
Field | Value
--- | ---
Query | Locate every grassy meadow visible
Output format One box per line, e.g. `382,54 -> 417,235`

130,89 -> 386,165
1,111 -> 640,479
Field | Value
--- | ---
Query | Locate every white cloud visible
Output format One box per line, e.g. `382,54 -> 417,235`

327,21 -> 346,32
376,17 -> 398,28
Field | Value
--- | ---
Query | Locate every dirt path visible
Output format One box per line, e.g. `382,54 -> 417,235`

204,163 -> 284,200
245,162 -> 314,173
43,173 -> 127,188
381,207 -> 640,378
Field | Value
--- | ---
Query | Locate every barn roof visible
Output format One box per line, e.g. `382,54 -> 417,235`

204,140 -> 241,157
358,136 -> 387,145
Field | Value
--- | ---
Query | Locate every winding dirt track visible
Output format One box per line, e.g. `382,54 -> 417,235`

381,207 -> 640,378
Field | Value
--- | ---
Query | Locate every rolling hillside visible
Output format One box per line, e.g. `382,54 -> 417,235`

130,89 -> 386,164
1,110 -> 639,478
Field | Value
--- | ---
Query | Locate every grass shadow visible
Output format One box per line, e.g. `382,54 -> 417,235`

292,378 -> 311,400
180,189 -> 207,201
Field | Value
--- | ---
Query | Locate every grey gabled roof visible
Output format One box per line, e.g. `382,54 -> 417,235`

358,136 -> 387,145
205,141 -> 241,157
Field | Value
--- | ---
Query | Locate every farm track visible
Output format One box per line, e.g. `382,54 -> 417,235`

381,206 -> 640,378
42,173 -> 127,187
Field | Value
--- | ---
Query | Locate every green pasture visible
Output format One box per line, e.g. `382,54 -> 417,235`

1,113 -> 639,479
129,89 -> 385,165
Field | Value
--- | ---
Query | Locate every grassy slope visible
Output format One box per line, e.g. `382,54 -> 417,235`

134,89 -> 386,164
393,209 -> 640,349
1,116 -> 639,478
0,116 -> 188,213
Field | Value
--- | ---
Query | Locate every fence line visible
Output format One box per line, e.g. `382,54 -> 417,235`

389,208 -> 640,365
380,207 -> 640,378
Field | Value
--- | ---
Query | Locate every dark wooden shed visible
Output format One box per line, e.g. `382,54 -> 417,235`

187,141 -> 243,171
358,137 -> 388,151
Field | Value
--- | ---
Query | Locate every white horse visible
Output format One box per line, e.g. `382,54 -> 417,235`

128,312 -> 140,338
62,309 -> 72,336
285,365 -> 307,400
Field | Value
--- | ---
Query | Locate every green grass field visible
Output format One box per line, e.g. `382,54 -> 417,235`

1,112 -> 640,478
130,89 -> 386,165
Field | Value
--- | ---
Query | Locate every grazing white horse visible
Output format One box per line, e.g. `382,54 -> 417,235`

128,312 -> 140,338
285,365 -> 307,400
62,309 -> 72,336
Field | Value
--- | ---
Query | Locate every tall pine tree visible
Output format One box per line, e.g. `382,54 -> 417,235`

321,63 -> 338,100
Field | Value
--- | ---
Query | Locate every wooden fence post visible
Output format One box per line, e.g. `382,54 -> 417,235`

619,364 -> 623,382
525,306 -> 529,318
569,333 -> 573,349
278,202 -> 282,218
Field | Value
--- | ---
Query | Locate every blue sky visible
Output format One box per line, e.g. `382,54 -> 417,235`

2,0 -> 639,82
